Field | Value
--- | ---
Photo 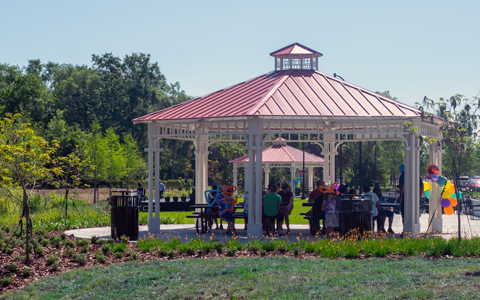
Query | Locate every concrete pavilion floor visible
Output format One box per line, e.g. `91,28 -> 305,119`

65,213 -> 480,244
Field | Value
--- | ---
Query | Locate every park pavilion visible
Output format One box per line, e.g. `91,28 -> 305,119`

229,137 -> 324,194
133,42 -> 444,238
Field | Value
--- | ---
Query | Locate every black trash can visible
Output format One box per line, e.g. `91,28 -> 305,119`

111,190 -> 140,240
340,194 -> 373,236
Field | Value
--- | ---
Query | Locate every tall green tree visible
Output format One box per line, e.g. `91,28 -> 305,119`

123,134 -> 145,189
0,114 -> 59,265
85,123 -> 108,204
103,128 -> 126,194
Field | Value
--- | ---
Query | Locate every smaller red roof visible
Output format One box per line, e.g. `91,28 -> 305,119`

270,43 -> 323,58
230,144 -> 324,164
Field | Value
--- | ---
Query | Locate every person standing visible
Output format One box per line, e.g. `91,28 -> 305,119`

321,189 -> 340,237
363,185 -> 381,233
159,180 -> 166,197
263,184 -> 284,235
277,183 -> 294,234
373,185 -> 395,234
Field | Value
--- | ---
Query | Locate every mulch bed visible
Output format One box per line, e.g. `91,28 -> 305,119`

0,233 -> 476,295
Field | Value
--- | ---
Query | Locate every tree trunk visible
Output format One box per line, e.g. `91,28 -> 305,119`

452,157 -> 461,242
94,167 -> 97,204
23,188 -> 30,266
65,188 -> 69,219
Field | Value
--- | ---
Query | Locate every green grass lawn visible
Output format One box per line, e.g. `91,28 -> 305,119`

3,257 -> 480,299
147,198 -> 312,225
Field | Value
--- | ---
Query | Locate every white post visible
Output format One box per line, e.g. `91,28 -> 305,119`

264,167 -> 270,190
291,164 -> 295,197
247,118 -> 263,239
308,167 -> 314,192
247,134 -> 256,236
147,125 -> 160,233
155,148 -> 160,222
233,163 -> 238,196
403,133 -> 421,235
244,164 -> 248,195
428,142 -> 443,233
195,136 -> 209,205
255,133 -> 263,228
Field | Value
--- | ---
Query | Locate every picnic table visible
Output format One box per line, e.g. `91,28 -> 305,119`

188,203 -> 244,234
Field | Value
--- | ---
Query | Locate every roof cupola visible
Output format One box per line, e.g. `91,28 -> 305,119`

270,43 -> 323,71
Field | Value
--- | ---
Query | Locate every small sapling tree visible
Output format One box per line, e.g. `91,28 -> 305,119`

0,114 -> 60,265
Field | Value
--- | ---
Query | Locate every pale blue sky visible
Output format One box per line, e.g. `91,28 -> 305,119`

1,0 -> 479,107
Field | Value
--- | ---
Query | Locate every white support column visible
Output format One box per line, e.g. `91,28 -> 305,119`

195,136 -> 209,205
264,167 -> 270,190
147,124 -> 160,233
244,164 -> 248,194
403,133 -> 421,236
255,133 -> 263,228
291,164 -> 295,197
247,134 -> 256,236
428,142 -> 443,233
247,118 -> 263,239
233,163 -> 238,196
308,167 -> 314,191
155,148 -> 160,222
322,135 -> 336,184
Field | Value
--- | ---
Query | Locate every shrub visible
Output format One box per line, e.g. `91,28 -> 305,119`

91,235 -> 99,244
260,249 -> 267,257
111,243 -> 127,253
22,268 -> 31,277
34,245 -> 45,256
14,255 -> 26,262
40,239 -> 49,247
276,243 -> 288,253
76,239 -> 90,247
213,241 -> 224,253
6,263 -> 18,273
246,241 -> 261,252
184,246 -> 195,255
53,237 -> 61,249
127,251 -> 137,261
51,261 -> 60,271
158,248 -> 167,257
1,277 -> 13,286
73,253 -> 87,265
34,228 -> 46,238
80,245 -> 89,254
46,254 -> 60,265
64,246 -> 74,257
64,240 -> 75,248
114,251 -> 124,259
226,246 -> 237,257
5,247 -> 14,255
96,239 -> 107,246
60,233 -> 67,240
167,249 -> 175,258
101,244 -> 111,255
94,251 -> 106,264
292,246 -> 301,257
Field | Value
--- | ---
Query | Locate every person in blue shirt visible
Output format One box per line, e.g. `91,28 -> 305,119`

159,180 -> 166,196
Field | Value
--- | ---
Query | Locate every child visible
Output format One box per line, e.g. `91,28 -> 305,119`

207,185 -> 222,230
321,185 -> 340,237
216,186 -> 236,235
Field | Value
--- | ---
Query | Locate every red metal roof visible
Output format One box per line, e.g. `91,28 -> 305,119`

133,69 -> 422,123
229,144 -> 324,164
270,43 -> 323,58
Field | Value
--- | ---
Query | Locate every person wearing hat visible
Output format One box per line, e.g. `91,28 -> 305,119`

277,183 -> 294,234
